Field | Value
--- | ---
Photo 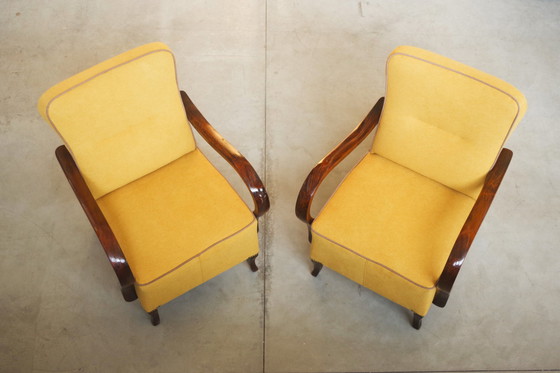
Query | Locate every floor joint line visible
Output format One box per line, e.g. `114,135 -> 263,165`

262,0 -> 268,372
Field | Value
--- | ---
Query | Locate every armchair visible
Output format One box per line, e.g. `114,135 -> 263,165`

38,42 -> 269,325
296,46 -> 526,329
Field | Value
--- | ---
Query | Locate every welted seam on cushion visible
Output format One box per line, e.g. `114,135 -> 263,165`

45,49 -> 174,133
311,229 -> 436,290
44,48 -> 196,197
361,256 -> 367,286
136,217 -> 256,286
311,153 -> 472,289
385,52 -> 521,162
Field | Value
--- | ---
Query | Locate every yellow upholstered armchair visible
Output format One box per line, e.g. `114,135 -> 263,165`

296,46 -> 526,329
38,42 -> 269,325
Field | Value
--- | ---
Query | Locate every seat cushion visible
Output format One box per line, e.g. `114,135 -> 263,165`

97,149 -> 258,311
310,153 -> 475,316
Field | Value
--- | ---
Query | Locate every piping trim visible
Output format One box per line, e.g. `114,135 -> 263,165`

313,49 -> 524,292
44,47 -> 196,197
311,228 -> 436,290
136,217 -> 256,286
376,51 -> 521,175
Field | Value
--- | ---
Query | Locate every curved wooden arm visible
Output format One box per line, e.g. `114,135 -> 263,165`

433,148 -> 513,307
295,97 -> 385,226
55,145 -> 137,302
180,90 -> 270,218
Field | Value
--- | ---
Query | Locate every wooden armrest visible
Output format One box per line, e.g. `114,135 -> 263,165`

295,97 -> 385,227
55,145 -> 137,302
433,148 -> 513,307
180,90 -> 270,218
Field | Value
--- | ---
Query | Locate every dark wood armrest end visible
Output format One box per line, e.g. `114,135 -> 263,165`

180,90 -> 270,218
434,148 -> 513,307
55,145 -> 137,302
295,97 -> 385,226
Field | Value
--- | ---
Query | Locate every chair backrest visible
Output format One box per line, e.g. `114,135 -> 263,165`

38,42 -> 195,199
372,46 -> 527,199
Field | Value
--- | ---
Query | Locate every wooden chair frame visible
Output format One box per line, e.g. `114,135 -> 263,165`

56,90 -> 269,325
295,96 -> 513,329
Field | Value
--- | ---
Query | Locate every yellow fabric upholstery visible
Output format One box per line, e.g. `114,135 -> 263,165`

38,43 -> 262,315
372,46 -> 527,198
311,154 -> 475,316
37,42 -> 195,199
311,46 -> 527,317
97,149 -> 258,312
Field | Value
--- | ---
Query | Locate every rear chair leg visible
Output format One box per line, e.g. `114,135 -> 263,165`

311,260 -> 323,277
412,312 -> 423,330
247,254 -> 259,272
149,309 -> 160,326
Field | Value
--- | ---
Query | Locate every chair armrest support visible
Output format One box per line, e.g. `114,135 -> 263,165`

55,145 -> 137,302
433,148 -> 513,307
295,97 -> 385,226
180,90 -> 270,218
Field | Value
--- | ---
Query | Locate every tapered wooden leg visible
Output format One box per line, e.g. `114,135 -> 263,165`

311,260 -> 323,277
149,309 -> 160,326
412,312 -> 423,330
247,254 -> 259,272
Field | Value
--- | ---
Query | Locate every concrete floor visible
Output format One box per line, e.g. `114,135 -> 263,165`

1,1 -> 559,372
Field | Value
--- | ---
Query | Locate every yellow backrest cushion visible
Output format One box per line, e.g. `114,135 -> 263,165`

372,46 -> 527,198
38,42 -> 195,199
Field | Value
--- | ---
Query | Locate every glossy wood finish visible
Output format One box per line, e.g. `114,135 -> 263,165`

412,312 -> 423,330
433,148 -> 513,308
311,260 -> 323,277
55,145 -> 137,302
181,90 -> 270,218
295,97 -> 384,226
247,254 -> 259,272
149,309 -> 160,326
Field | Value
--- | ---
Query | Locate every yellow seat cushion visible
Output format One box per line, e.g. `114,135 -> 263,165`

311,154 -> 475,316
38,42 -> 195,199
372,46 -> 527,199
97,149 -> 258,312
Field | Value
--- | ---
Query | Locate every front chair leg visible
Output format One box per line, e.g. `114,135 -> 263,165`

412,312 -> 423,330
311,260 -> 323,277
149,309 -> 160,326
247,254 -> 259,272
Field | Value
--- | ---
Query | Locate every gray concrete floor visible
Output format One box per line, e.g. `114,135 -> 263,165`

1,1 -> 559,372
